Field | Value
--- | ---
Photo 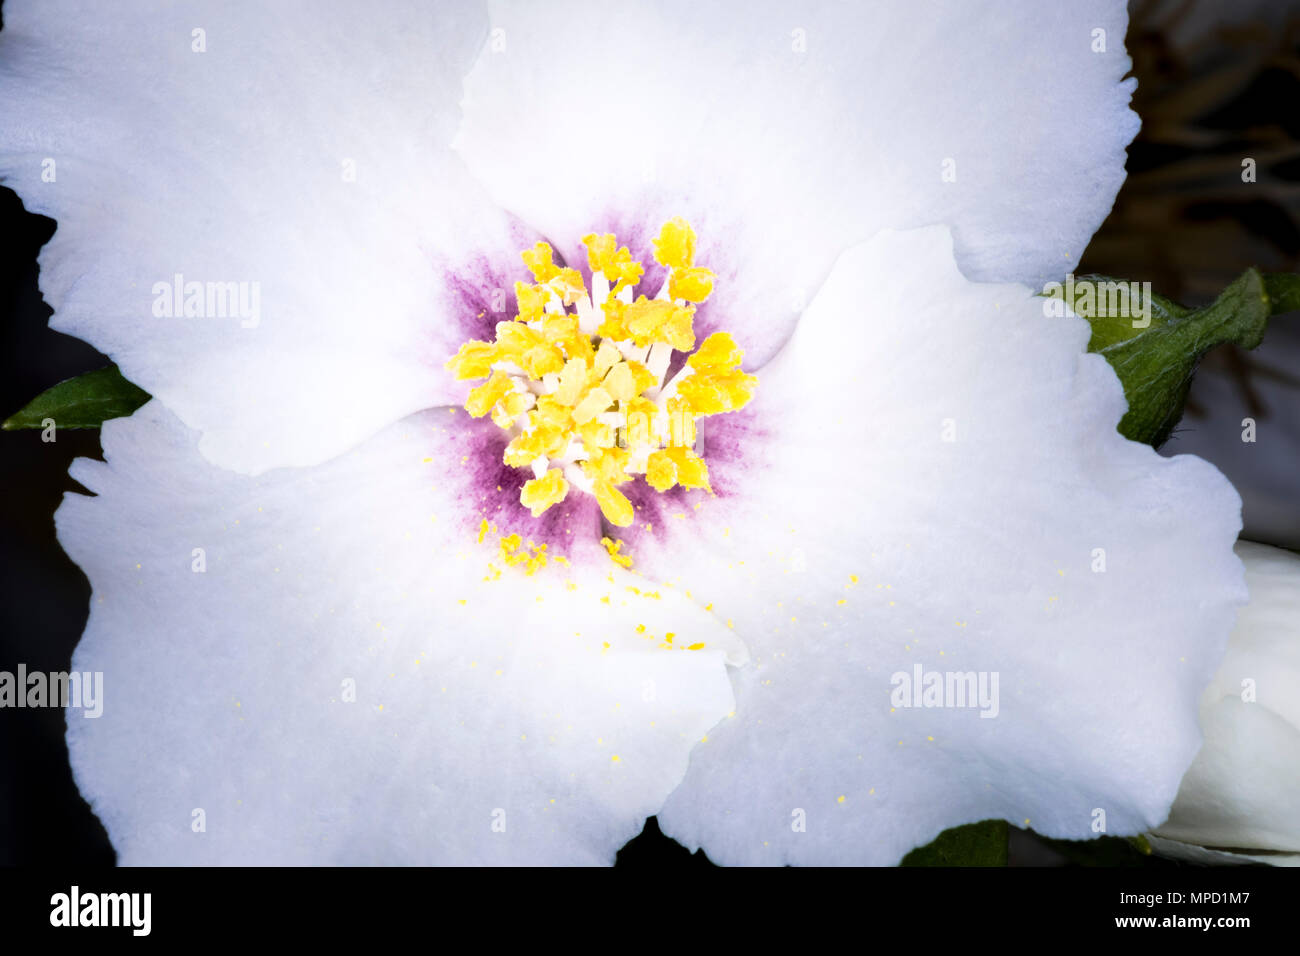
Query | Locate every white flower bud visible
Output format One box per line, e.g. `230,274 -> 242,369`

1152,541 -> 1300,865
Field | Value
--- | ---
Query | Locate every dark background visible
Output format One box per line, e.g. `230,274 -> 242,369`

2,0 -> 1298,867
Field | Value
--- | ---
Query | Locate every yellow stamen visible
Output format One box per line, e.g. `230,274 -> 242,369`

448,219 -> 756,532
594,480 -> 634,527
652,217 -> 696,269
521,241 -> 560,282
582,233 -> 644,291
669,266 -> 714,303
520,468 -> 569,517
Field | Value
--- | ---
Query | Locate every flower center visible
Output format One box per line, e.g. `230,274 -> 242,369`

447,218 -> 757,529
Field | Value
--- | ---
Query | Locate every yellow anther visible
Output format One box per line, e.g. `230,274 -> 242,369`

532,395 -> 573,432
597,299 -> 632,342
679,333 -> 757,415
521,241 -> 560,282
645,449 -> 678,492
688,331 -> 744,370
520,343 -> 565,379
593,339 -> 622,375
582,233 -> 644,291
652,217 -> 696,269
602,361 -> 637,402
595,480 -> 635,527
669,266 -> 714,303
621,296 -> 696,351
489,389 -> 532,429
514,282 -> 548,323
520,468 -> 569,517
625,361 -> 658,395
572,386 -> 613,425
577,420 -> 616,451
582,232 -> 617,271
445,340 -> 499,380
645,446 -> 710,493
546,267 -> 587,305
504,424 -> 562,468
665,446 -> 712,492
554,358 -> 589,406
465,371 -> 514,419
581,446 -> 630,485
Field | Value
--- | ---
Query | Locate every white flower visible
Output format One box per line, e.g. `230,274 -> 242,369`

1150,542 -> 1300,866
1,1 -> 1247,864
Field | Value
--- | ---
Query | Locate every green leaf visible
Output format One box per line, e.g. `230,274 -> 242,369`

900,820 -> 1008,866
1044,270 -> 1295,447
2,365 -> 150,430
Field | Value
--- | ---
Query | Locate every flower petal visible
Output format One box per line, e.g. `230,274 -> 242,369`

1145,834 -> 1300,868
456,0 -> 1138,367
0,0 -> 533,474
626,227 -> 1244,865
1154,542 -> 1300,854
58,401 -> 742,864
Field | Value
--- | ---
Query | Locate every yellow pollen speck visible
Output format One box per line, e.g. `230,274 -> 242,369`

611,754 -> 621,763
837,795 -> 846,804
601,536 -> 633,568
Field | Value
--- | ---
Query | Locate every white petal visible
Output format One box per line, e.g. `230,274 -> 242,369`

58,402 -> 742,864
618,227 -> 1243,865
1145,834 -> 1300,868
456,0 -> 1137,366
1154,542 -> 1300,855
0,0 -> 535,474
